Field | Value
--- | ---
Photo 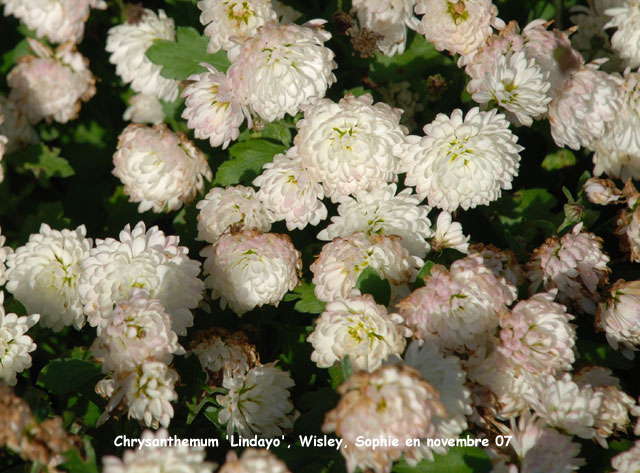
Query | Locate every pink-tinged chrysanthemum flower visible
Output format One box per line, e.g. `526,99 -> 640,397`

351,0 -> 420,56
8,39 -> 96,124
216,362 -> 296,437
113,124 -> 212,213
498,291 -> 576,376
106,9 -> 179,102
5,224 -> 91,332
430,211 -> 470,254
228,20 -> 336,122
596,279 -> 640,359
611,439 -> 640,473
181,64 -> 247,149
310,232 -> 422,303
414,0 -> 504,56
0,292 -> 39,386
219,449 -> 291,473
605,1 -> 640,69
123,93 -> 164,125
1,0 -> 106,44
527,223 -> 610,314
79,221 -> 203,336
197,0 -> 277,60
322,365 -> 446,473
583,177 -> 622,205
295,94 -> 407,202
523,372 -> 603,439
397,254 -> 516,353
402,108 -> 523,211
101,428 -> 216,473
253,147 -> 327,231
470,243 -> 525,287
317,184 -> 432,258
201,230 -> 301,316
307,294 -> 407,372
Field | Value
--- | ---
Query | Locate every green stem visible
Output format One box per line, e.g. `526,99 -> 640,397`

554,0 -> 563,29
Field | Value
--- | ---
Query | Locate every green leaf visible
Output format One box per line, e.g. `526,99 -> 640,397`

62,439 -> 99,473
145,26 -> 231,80
239,121 -> 294,146
328,363 -> 345,390
542,149 -> 576,171
1,38 -> 30,74
414,261 -> 435,289
392,446 -> 491,473
37,359 -> 102,395
576,340 -> 635,370
284,281 -> 326,314
8,144 -> 75,181
214,139 -> 287,186
355,267 -> 391,306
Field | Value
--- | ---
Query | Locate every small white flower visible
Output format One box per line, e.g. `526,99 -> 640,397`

219,449 -> 290,473
430,211 -> 470,253
0,292 -> 39,386
106,9 -> 179,102
583,177 -> 622,205
596,279 -> 640,359
605,1 -> 640,69
190,328 -> 259,382
5,224 -> 91,331
123,93 -> 164,125
121,362 -> 178,428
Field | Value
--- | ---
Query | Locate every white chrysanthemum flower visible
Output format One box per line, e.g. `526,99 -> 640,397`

219,449 -> 290,473
310,232 -> 422,303
79,221 -> 204,336
470,243 -> 525,287
402,108 -> 522,211
0,95 -> 39,153
91,289 -> 184,375
497,291 -> 576,376
0,292 -> 39,386
295,94 -> 407,202
397,254 -> 517,353
605,1 -> 640,69
190,328 -> 259,382
196,186 -> 273,244
113,124 -> 212,213
217,362 -> 296,437
182,64 -> 246,150
317,184 -> 433,258
228,21 -> 336,122
351,0 -> 420,56
106,9 -> 179,102
123,93 -> 164,125
548,62 -> 622,150
253,147 -> 327,231
102,428 -> 217,473
5,224 -> 91,331
472,50 -> 552,127
198,0 -> 277,60
414,0 -> 504,56
524,372 -> 603,439
596,280 -> 640,359
201,230 -> 301,316
430,211 -> 470,253
308,294 -> 407,372
1,0 -> 106,44
527,223 -> 610,314
402,342 -> 473,464
323,365 -> 446,473
611,440 -> 640,473
8,39 -> 96,124
583,177 -> 622,205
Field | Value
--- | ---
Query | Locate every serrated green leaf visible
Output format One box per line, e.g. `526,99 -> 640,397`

392,446 -> 491,473
37,359 -> 102,395
542,149 -> 576,171
214,139 -> 286,186
285,281 -> 326,314
356,267 -> 391,306
8,144 -> 74,180
145,26 -> 230,80
414,261 -> 435,289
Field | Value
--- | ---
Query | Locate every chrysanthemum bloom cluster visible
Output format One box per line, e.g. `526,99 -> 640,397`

317,184 -> 433,258
414,0 -> 504,56
5,224 -> 91,331
106,9 -> 180,102
430,211 -> 470,253
611,439 -> 640,473
190,327 -> 259,385
596,279 -> 640,359
583,177 -> 622,205
311,232 -> 422,303
402,107 -> 523,211
295,94 -> 408,202
604,1 -> 640,69
253,147 -> 327,231
527,223 -> 610,314
216,362 -> 297,437
92,290 -> 184,428
308,293 -> 407,372
79,221 -> 204,336
201,229 -> 301,316
397,254 -> 516,353
113,124 -> 212,213
0,385 -> 80,473
219,449 -> 291,473
470,243 -> 525,287
8,39 -> 96,124
0,95 -> 39,154
123,93 -> 165,125
351,0 -> 420,56
196,186 -> 273,243
323,364 -> 446,473
0,292 -> 39,386
101,428 -> 217,473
